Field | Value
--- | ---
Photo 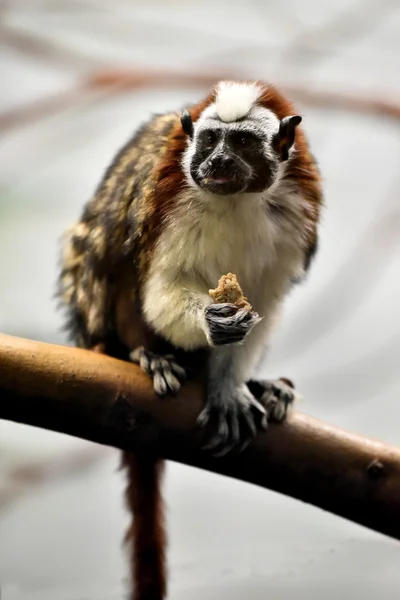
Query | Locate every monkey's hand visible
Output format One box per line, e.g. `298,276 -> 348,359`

197,383 -> 267,456
246,377 -> 299,423
204,303 -> 262,346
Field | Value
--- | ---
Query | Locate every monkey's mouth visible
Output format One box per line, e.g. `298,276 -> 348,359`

200,172 -> 247,195
203,176 -> 233,185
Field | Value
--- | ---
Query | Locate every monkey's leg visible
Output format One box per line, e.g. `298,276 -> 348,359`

246,377 -> 299,423
130,346 -> 186,397
197,347 -> 267,457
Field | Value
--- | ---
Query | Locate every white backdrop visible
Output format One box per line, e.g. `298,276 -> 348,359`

0,1 -> 400,598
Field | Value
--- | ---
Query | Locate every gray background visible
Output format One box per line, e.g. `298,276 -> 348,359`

0,1 -> 399,598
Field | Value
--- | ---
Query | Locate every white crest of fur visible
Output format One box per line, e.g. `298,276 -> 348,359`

214,81 -> 261,122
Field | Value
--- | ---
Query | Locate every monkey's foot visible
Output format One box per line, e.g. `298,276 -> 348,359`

197,384 -> 267,457
129,346 -> 186,397
246,377 -> 298,423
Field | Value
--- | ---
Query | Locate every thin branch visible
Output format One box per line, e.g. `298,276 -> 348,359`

0,69 -> 237,135
1,333 -> 400,541
0,22 -> 100,69
275,0 -> 394,72
1,66 -> 400,136
283,84 -> 400,121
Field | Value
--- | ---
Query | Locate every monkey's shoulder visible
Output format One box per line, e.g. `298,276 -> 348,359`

72,112 -> 181,268
92,111 -> 180,207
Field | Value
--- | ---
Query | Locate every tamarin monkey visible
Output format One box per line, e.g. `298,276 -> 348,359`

57,80 -> 322,600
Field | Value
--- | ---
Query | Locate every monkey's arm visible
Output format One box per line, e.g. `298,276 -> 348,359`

142,274 -> 212,350
140,269 -> 266,444
142,272 -> 260,352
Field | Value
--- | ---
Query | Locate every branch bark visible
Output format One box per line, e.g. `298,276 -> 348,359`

1,332 -> 400,541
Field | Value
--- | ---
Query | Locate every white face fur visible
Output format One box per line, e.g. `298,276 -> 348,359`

181,82 -> 285,197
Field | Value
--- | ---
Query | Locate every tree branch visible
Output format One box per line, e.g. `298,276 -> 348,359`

1,67 -> 400,136
1,332 -> 400,540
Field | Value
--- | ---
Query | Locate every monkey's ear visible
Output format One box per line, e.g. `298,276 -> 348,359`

276,115 -> 302,161
181,109 -> 194,139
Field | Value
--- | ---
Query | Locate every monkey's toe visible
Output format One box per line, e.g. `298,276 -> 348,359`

246,377 -> 298,423
129,346 -> 186,397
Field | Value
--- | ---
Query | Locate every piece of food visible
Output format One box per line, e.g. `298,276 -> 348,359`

209,272 -> 252,311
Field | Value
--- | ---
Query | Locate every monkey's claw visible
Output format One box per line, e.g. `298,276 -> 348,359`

197,384 -> 267,457
246,377 -> 298,423
129,346 -> 186,397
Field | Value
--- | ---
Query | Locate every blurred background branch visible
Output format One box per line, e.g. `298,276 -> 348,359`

1,0 -> 400,137
1,66 -> 400,136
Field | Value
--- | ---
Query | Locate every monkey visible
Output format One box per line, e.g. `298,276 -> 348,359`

57,79 -> 323,600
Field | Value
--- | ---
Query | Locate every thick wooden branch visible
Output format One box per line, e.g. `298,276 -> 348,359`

1,333 -> 400,540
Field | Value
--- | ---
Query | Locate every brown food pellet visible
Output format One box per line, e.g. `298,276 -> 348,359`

209,273 -> 252,311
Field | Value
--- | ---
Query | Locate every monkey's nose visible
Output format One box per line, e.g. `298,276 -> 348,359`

208,155 -> 235,170
220,155 -> 235,168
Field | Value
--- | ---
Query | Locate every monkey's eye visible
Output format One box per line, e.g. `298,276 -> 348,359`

231,132 -> 258,148
205,131 -> 217,146
240,133 -> 254,146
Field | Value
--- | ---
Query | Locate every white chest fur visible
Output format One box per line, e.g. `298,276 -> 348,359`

160,192 -> 274,289
142,189 -> 305,350
156,190 -> 304,303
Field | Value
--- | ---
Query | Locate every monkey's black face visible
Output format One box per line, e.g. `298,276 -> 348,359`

190,128 -> 277,196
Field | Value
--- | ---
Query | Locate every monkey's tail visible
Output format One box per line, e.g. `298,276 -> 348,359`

121,451 -> 167,600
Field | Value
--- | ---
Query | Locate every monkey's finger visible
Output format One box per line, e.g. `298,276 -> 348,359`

237,411 -> 258,453
211,443 -> 236,458
214,412 -> 257,457
158,358 -> 179,376
201,428 -> 229,454
235,307 -> 254,320
158,354 -> 186,379
229,409 -> 241,447
211,430 -> 240,457
235,308 -> 261,324
169,361 -> 187,381
129,346 -> 144,364
228,334 -> 249,344
271,390 -> 296,422
207,302 -> 239,317
236,312 -> 263,334
211,407 -> 244,456
203,427 -> 230,454
241,408 -> 257,438
197,401 -> 227,443
203,437 -> 230,455
153,370 -> 168,397
236,435 -> 253,454
205,403 -> 247,456
248,404 -> 267,431
272,399 -> 287,422
249,395 -> 267,417
140,353 -> 153,376
196,405 -> 212,428
161,367 -> 181,395
259,411 -> 268,430
201,408 -> 231,453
